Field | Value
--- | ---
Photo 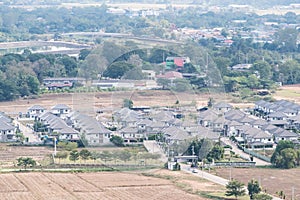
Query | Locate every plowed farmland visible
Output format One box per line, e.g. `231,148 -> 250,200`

0,171 -> 207,200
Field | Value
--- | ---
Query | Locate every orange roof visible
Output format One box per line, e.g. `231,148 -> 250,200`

156,71 -> 183,79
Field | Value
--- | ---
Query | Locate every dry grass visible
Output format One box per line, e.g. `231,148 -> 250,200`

213,167 -> 300,200
0,171 -> 208,200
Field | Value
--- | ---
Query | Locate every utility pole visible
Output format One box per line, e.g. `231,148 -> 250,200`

54,137 -> 57,156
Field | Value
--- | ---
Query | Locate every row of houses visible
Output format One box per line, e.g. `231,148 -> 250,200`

113,107 -> 220,145
198,101 -> 299,149
31,104 -> 112,146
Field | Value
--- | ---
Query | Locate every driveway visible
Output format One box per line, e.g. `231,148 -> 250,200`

14,119 -> 41,143
220,137 -> 271,166
143,140 -> 168,162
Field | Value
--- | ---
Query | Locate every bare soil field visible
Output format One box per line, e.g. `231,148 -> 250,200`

0,144 -> 52,168
0,90 -> 229,116
0,171 -> 209,200
213,167 -> 300,199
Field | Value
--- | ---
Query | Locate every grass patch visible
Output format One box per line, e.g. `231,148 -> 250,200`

198,191 -> 250,200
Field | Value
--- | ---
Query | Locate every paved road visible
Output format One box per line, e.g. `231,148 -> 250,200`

14,119 -> 41,143
220,137 -> 271,166
143,140 -> 280,200
143,140 -> 168,162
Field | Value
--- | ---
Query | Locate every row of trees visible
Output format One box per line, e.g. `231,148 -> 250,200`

55,148 -> 161,164
225,178 -> 272,200
185,139 -> 224,163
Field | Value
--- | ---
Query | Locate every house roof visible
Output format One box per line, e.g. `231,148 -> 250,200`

137,119 -> 152,126
0,113 -> 11,123
224,109 -> 245,120
250,119 -> 269,126
162,126 -> 190,141
0,120 -> 15,131
261,124 -> 279,132
268,112 -> 287,118
152,111 -> 174,122
255,100 -> 268,107
191,126 -> 220,141
120,127 -> 138,134
235,115 -> 255,124
28,105 -> 46,111
156,71 -> 183,79
51,104 -> 71,110
213,102 -> 233,109
198,109 -> 219,121
273,130 -> 298,138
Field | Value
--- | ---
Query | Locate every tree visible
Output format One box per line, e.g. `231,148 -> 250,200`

103,61 -> 135,79
207,97 -> 214,107
117,150 -> 131,163
57,141 -> 78,151
110,135 -> 124,147
271,140 -> 296,169
69,150 -> 79,163
207,144 -> 224,162
99,150 -> 112,163
252,61 -> 272,79
55,151 -> 68,164
17,157 -> 36,170
123,98 -> 133,109
79,149 -> 91,162
157,78 -> 171,89
198,139 -> 213,161
172,78 -> 192,92
252,193 -> 272,200
248,179 -> 261,199
90,151 -> 100,162
225,179 -> 246,199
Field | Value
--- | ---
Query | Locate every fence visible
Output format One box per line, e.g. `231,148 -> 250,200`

243,148 -> 271,162
214,161 -> 256,167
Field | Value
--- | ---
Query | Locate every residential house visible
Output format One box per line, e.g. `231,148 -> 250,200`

224,120 -> 243,137
272,129 -> 299,143
198,109 -> 220,128
230,64 -> 252,71
237,125 -> 273,149
213,102 -> 233,113
113,108 -> 141,128
119,127 -> 144,144
27,105 -> 46,119
156,71 -> 183,80
68,112 -> 112,146
0,114 -> 16,142
51,104 -> 71,119
188,126 -> 220,142
165,56 -> 190,70
37,112 -> 79,142
162,126 -> 191,144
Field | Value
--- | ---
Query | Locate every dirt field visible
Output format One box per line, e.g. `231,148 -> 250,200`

0,171 -> 211,200
0,90 -> 229,117
0,144 -> 52,168
213,167 -> 300,199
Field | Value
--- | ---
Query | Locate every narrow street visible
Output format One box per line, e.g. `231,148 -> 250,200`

220,137 -> 271,166
14,119 -> 41,144
143,140 -> 168,162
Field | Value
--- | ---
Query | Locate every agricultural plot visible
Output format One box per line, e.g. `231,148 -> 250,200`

0,144 -> 52,168
214,167 -> 300,200
0,172 -> 207,200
